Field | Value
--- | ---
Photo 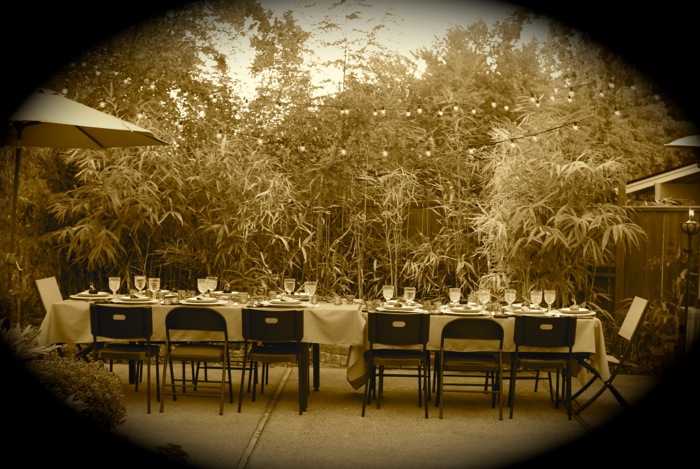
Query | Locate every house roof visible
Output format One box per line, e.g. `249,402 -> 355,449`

626,162 -> 700,194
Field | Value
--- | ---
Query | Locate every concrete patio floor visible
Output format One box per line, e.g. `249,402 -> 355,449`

5,347 -> 698,469
108,363 -> 660,469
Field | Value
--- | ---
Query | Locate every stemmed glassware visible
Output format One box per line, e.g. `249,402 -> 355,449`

449,288 -> 461,306
477,289 -> 491,311
108,276 -> 121,298
197,278 -> 209,296
530,289 -> 543,309
284,277 -> 296,297
544,289 -> 556,311
504,288 -> 517,311
403,287 -> 416,306
206,276 -> 218,293
382,285 -> 394,304
134,275 -> 146,296
304,280 -> 317,300
148,277 -> 160,298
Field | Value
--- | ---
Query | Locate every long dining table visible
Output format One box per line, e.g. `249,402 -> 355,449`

38,299 -> 610,393
38,299 -> 366,391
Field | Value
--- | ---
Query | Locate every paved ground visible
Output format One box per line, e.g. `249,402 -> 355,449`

108,363 -> 661,469
6,346 -> 697,469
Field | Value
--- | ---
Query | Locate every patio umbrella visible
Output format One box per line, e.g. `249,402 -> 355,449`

1,88 -> 167,295
665,135 -> 700,148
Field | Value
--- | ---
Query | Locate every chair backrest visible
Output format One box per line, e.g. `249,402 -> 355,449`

618,296 -> 648,342
441,318 -> 504,349
89,303 -> 153,341
164,307 -> 228,338
35,276 -> 63,315
368,311 -> 430,347
242,308 -> 304,342
513,315 -> 577,349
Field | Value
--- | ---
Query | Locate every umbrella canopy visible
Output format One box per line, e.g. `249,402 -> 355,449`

665,135 -> 700,148
3,89 -> 167,148
2,88 -> 167,281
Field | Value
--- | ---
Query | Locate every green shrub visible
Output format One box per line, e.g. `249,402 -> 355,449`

1,324 -> 126,431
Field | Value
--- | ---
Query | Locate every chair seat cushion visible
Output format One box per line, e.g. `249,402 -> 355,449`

250,343 -> 300,362
170,344 -> 225,361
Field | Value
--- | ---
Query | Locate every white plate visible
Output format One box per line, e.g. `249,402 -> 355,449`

179,299 -> 228,306
448,305 -> 483,313
259,301 -> 308,308
269,299 -> 302,305
558,309 -> 596,317
111,297 -> 159,305
71,291 -> 111,299
558,307 -> 591,314
377,306 -> 424,313
445,310 -> 490,316
185,296 -> 219,303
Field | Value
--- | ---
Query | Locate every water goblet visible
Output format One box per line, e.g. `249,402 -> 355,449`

148,277 -> 160,298
283,277 -> 296,297
108,276 -> 121,297
206,276 -> 218,294
382,285 -> 394,304
504,288 -> 516,311
448,287 -> 461,306
197,278 -> 209,296
544,289 -> 556,311
477,289 -> 491,311
404,287 -> 416,305
304,280 -> 317,300
134,275 -> 146,296
530,289 -> 543,309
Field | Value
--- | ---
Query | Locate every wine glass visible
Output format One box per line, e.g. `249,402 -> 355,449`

284,277 -> 296,297
504,288 -> 517,311
197,278 -> 209,296
134,275 -> 146,296
448,287 -> 461,306
382,285 -> 394,304
304,280 -> 317,300
530,289 -> 543,309
148,277 -> 160,298
544,289 -> 556,311
477,289 -> 491,310
206,276 -> 218,293
403,287 -> 416,305
108,276 -> 120,297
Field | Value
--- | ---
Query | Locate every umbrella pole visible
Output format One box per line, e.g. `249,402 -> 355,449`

5,127 -> 23,325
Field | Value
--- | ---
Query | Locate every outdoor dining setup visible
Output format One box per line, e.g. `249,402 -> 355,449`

36,274 -> 620,422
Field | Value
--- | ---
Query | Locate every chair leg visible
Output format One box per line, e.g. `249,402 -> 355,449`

237,353 -> 247,413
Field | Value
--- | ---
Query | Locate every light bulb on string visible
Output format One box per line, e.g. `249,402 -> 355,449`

437,110 -> 444,117
417,106 -> 423,114
340,148 -> 347,156
572,122 -> 580,131
299,144 -> 306,152
380,107 -> 386,117
382,149 -> 389,157
372,109 -> 378,117
405,109 -> 411,117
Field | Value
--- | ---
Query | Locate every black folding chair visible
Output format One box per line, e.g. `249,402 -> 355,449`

238,308 -> 308,415
436,318 -> 505,420
160,307 -> 233,415
509,315 -> 577,420
362,311 -> 431,418
89,303 -> 160,413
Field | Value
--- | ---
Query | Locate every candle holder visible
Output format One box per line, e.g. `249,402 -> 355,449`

680,210 -> 698,355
